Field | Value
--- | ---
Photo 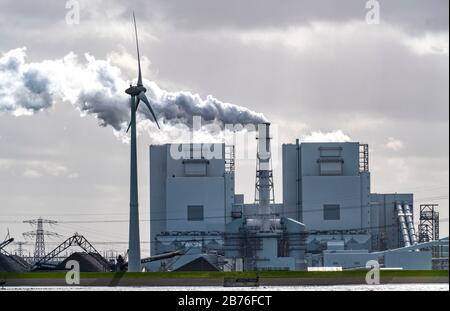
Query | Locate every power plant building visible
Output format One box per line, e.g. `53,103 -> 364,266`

146,124 -> 442,272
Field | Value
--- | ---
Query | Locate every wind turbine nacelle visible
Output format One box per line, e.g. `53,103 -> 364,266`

126,85 -> 147,96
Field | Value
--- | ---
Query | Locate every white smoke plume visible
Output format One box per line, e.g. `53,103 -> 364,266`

0,48 -> 267,135
301,130 -> 352,142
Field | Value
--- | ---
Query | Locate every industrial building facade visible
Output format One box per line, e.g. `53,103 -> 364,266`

146,124 -> 440,272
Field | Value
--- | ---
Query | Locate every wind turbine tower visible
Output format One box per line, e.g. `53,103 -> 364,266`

125,13 -> 160,272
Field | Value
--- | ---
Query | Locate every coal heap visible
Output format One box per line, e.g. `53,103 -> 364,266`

0,254 -> 30,272
174,257 -> 219,272
56,252 -> 109,272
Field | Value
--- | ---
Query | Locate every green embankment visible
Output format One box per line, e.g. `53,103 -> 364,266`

1,270 -> 448,280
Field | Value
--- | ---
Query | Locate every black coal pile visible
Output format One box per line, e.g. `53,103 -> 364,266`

56,252 -> 109,272
0,254 -> 30,272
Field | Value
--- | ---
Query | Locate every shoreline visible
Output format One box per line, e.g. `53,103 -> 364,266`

1,271 -> 448,287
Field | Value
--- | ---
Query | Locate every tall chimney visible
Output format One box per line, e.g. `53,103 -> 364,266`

255,123 -> 274,229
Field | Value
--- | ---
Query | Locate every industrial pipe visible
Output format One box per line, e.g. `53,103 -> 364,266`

140,250 -> 184,264
396,202 -> 411,247
403,203 -> 418,245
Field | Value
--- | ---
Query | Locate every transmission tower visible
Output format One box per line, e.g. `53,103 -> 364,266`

14,242 -> 27,257
23,218 -> 59,262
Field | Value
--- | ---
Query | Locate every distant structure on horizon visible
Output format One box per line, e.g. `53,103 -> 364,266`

23,218 -> 59,263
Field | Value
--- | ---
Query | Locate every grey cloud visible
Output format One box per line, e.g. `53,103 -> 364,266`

143,23 -> 448,125
78,90 -> 129,131
2,0 -> 448,32
97,67 -> 118,93
0,51 -> 53,113
0,54 -> 21,72
137,0 -> 449,33
21,69 -> 53,111
0,0 -> 448,61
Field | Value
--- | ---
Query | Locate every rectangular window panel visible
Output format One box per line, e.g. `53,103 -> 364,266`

188,205 -> 204,221
320,161 -> 343,176
324,204 -> 340,220
184,162 -> 207,176
320,147 -> 342,157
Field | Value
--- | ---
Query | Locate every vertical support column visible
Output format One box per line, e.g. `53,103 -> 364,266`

296,139 -> 302,222
128,95 -> 141,272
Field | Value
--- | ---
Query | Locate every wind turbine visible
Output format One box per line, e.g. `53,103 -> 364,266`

125,12 -> 160,272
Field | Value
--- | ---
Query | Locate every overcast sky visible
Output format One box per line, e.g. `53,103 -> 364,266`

0,0 -> 448,256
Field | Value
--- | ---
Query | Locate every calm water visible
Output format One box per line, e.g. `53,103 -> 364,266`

3,284 -> 449,291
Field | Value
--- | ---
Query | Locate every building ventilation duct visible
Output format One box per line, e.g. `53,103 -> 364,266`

403,203 -> 418,245
396,202 -> 411,247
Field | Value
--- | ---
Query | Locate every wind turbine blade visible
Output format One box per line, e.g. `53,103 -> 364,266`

135,98 -> 141,111
133,12 -> 143,86
138,92 -> 160,129
126,98 -> 141,133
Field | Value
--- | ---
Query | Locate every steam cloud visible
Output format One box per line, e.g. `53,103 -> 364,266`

0,48 -> 267,134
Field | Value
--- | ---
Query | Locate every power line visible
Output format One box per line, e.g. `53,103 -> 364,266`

10,220 -> 449,247
0,200 -> 448,226
1,194 -> 446,225
0,183 -> 447,219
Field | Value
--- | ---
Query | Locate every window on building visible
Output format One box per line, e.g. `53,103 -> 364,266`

183,159 -> 208,176
184,162 -> 207,176
319,147 -> 342,157
324,204 -> 340,220
187,205 -> 204,221
319,160 -> 343,176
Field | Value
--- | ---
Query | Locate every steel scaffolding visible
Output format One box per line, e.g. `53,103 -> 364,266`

418,204 -> 439,243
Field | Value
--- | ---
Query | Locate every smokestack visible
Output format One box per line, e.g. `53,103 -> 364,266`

255,123 -> 274,230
